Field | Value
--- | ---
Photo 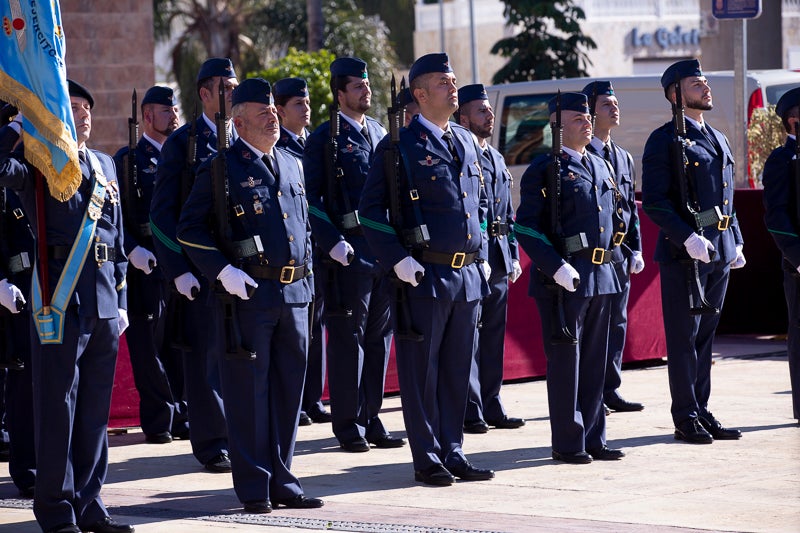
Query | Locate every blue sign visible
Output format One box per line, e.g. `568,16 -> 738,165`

712,0 -> 762,19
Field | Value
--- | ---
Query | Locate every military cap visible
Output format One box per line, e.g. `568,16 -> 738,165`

581,81 -> 615,98
330,57 -> 368,79
231,78 -> 274,107
548,92 -> 589,115
273,77 -> 309,98
197,57 -> 236,83
660,59 -> 703,90
409,53 -> 453,84
458,84 -> 488,105
775,86 -> 800,120
398,87 -> 414,107
67,79 -> 94,108
141,86 -> 177,107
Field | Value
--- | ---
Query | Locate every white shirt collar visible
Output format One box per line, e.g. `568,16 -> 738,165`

339,111 -> 365,133
142,132 -> 163,152
416,113 -> 450,140
238,137 -> 272,160
562,145 -> 585,163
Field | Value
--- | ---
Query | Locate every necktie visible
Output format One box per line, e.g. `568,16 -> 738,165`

297,136 -> 305,148
78,150 -> 86,163
442,131 -> 460,163
603,143 -> 616,171
263,154 -> 278,177
482,148 -> 495,173
700,125 -> 721,154
361,125 -> 371,146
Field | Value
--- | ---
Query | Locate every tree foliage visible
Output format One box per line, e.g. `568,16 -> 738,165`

491,0 -> 596,84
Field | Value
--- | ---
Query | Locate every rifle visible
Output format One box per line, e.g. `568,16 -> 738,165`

211,79 -> 256,360
120,90 -> 144,238
385,75 -> 423,342
180,103 -> 199,207
322,76 -> 353,317
671,75 -> 718,316
546,91 -> 579,345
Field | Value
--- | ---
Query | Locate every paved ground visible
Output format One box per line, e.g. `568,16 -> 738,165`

1,335 -> 798,533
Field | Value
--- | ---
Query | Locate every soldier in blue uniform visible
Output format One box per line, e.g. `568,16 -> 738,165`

304,57 -> 403,452
642,59 -> 745,444
454,84 -> 524,434
150,58 -> 237,472
359,53 -> 494,485
113,86 -> 189,444
0,79 -> 132,533
274,77 -> 330,426
761,86 -> 800,424
581,81 -> 645,414
515,92 -> 625,464
177,78 -> 323,514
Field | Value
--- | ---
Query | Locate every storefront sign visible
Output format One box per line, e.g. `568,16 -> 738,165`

631,26 -> 699,49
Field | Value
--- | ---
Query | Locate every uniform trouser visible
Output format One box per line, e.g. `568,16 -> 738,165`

324,265 -> 392,444
781,271 -> 800,420
466,272 -> 510,423
182,287 -> 228,464
658,259 -> 729,425
6,309 -> 35,492
302,269 -> 326,416
220,299 -> 308,504
534,291 -> 611,453
395,295 -> 480,472
31,311 -> 117,531
604,263 -> 631,401
125,276 -> 187,436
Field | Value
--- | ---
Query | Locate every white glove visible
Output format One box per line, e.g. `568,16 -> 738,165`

174,272 -> 201,301
630,251 -> 645,274
329,240 -> 354,266
683,233 -> 715,264
509,259 -> 523,283
128,245 -> 157,275
393,256 -> 425,287
481,261 -> 492,280
0,279 -> 25,313
553,263 -> 580,292
730,244 -> 746,269
217,264 -> 258,300
118,308 -> 129,335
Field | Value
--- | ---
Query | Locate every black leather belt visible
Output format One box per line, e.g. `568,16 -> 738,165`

695,206 -> 730,230
49,244 -> 117,263
232,236 -> 264,258
241,263 -> 310,284
412,249 -> 478,269
563,233 -> 589,254
489,221 -> 510,237
574,247 -> 614,264
7,252 -> 31,274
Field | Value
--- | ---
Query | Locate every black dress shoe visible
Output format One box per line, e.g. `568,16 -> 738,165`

340,437 -> 370,452
674,418 -> 713,444
587,446 -> 625,460
486,416 -> 526,429
698,413 -> 742,440
604,404 -> 611,416
414,464 -> 455,486
463,420 -> 489,434
552,450 -> 593,464
298,412 -> 313,426
81,516 -> 134,532
368,435 -> 406,448
307,409 -> 332,423
605,396 -> 644,412
47,523 -> 80,533
144,431 -> 172,444
171,426 -> 190,440
272,495 -> 324,509
446,461 -> 495,481
204,453 -> 233,472
243,500 -> 272,514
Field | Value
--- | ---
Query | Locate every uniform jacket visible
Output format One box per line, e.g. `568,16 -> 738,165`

358,116 -> 489,302
514,150 -> 622,298
113,136 -> 161,256
303,113 -> 386,273
177,138 -> 312,306
481,144 -> 519,276
641,120 -> 743,264
276,126 -> 308,160
762,136 -> 800,271
0,135 -> 127,319
151,115 -> 223,281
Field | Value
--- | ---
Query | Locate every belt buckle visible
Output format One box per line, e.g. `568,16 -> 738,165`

717,215 -> 731,231
451,252 -> 466,269
591,247 -> 605,265
613,231 -> 626,246
95,243 -> 108,264
279,265 -> 296,284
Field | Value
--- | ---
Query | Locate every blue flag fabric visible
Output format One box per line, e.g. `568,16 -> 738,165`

0,0 -> 81,200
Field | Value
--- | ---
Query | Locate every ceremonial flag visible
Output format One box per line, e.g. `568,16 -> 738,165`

0,0 -> 81,200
